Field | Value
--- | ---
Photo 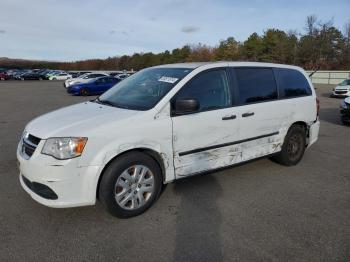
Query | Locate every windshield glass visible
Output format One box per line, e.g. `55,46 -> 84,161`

98,67 -> 192,110
339,79 -> 350,86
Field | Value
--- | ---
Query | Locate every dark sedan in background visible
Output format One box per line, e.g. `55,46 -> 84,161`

20,72 -> 48,80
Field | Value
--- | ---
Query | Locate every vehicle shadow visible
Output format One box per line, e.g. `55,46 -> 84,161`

172,174 -> 223,262
319,107 -> 343,126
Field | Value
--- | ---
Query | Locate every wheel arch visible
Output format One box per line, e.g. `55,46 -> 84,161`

96,148 -> 166,198
288,121 -> 309,144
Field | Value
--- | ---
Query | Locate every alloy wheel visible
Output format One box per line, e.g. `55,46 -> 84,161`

114,165 -> 155,210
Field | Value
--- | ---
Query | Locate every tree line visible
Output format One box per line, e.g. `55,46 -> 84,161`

1,15 -> 350,71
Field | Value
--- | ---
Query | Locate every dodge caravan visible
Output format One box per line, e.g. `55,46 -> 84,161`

17,62 -> 320,217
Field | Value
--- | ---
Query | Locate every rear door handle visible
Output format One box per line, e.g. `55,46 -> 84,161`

222,115 -> 236,120
242,112 -> 254,117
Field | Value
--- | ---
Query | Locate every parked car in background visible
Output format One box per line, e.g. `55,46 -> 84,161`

45,70 -> 64,78
0,71 -> 10,80
17,62 -> 320,218
12,71 -> 28,80
20,72 -> 46,80
68,72 -> 89,78
67,76 -> 120,96
64,72 -> 109,88
49,72 -> 72,80
116,73 -> 130,80
331,79 -> 350,97
340,97 -> 350,125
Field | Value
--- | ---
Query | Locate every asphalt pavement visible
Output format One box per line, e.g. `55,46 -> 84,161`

0,81 -> 349,262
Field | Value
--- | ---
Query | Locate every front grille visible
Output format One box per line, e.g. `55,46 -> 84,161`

335,90 -> 347,95
21,133 -> 41,159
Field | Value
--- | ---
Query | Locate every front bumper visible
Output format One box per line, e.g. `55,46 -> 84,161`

17,141 -> 100,208
66,87 -> 80,95
332,90 -> 350,97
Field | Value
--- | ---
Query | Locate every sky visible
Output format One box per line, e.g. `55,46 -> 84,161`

0,0 -> 349,61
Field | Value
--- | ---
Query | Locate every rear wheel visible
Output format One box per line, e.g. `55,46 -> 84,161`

271,124 -> 306,166
99,152 -> 162,218
80,88 -> 89,96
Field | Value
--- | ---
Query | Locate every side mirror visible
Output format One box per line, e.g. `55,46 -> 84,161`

174,98 -> 199,115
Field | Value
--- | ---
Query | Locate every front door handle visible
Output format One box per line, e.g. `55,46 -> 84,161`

242,112 -> 254,117
222,115 -> 236,120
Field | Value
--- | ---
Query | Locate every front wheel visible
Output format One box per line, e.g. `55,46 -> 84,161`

271,124 -> 306,166
80,88 -> 89,96
99,152 -> 162,218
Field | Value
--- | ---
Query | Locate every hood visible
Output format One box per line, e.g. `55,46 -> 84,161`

68,78 -> 90,86
26,101 -> 140,139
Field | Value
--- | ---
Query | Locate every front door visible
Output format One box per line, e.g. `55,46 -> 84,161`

171,68 -> 241,177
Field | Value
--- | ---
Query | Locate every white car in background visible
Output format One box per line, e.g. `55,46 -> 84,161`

64,73 -> 109,88
331,79 -> 350,97
49,72 -> 72,81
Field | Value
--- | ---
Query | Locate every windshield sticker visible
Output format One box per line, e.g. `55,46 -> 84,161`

158,76 -> 178,84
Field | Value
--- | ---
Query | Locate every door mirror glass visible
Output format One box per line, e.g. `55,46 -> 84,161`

174,98 -> 199,115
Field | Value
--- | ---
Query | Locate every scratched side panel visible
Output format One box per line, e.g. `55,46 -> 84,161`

174,133 -> 283,177
172,107 -> 240,178
174,145 -> 242,177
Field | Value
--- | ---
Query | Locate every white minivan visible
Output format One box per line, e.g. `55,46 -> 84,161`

17,62 -> 320,218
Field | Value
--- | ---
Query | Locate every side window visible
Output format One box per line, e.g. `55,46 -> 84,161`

235,68 -> 277,104
275,68 -> 312,98
174,69 -> 231,112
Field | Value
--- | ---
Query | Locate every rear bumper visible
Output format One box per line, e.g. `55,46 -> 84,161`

308,120 -> 320,147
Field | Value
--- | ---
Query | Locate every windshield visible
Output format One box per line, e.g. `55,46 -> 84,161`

98,67 -> 192,110
339,79 -> 350,86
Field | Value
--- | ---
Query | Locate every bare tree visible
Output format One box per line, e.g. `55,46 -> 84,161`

306,15 -> 318,35
344,21 -> 350,44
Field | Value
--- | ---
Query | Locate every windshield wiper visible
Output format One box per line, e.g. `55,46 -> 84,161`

94,97 -> 116,107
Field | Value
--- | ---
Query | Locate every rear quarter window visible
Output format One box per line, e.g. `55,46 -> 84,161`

275,68 -> 312,98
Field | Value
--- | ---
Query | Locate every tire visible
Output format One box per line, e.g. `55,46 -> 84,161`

80,88 -> 89,96
271,124 -> 306,166
98,152 -> 162,218
341,116 -> 350,126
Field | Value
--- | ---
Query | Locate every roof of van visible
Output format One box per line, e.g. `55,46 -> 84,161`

153,61 -> 303,70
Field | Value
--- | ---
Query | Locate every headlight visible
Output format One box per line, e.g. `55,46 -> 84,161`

42,137 -> 87,159
340,100 -> 347,109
